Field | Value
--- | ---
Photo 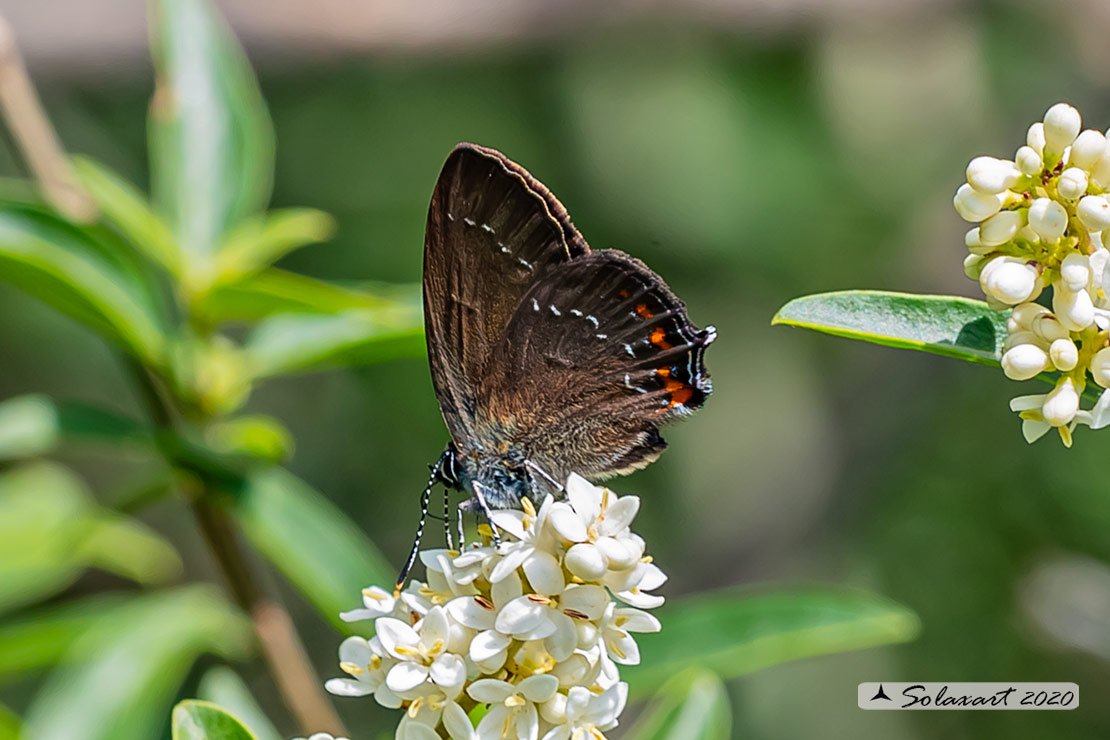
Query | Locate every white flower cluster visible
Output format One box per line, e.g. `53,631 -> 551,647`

325,474 -> 665,740
957,102 -> 1110,445
291,735 -> 348,740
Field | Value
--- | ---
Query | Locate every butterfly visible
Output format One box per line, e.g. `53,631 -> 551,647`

395,143 -> 715,591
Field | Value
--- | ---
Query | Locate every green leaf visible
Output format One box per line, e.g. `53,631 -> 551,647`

213,208 -> 335,284
196,268 -> 418,323
71,156 -> 182,275
772,290 -> 1008,367
245,305 -> 425,378
21,586 -> 251,740
234,467 -> 393,631
147,0 -> 275,263
0,395 -> 58,460
0,463 -> 181,614
197,667 -> 280,740
625,668 -> 731,740
622,587 -> 920,699
54,400 -> 151,446
205,415 -> 293,463
0,594 -> 130,678
171,700 -> 258,740
0,207 -> 168,366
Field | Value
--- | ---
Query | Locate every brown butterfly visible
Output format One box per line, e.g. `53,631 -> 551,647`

396,143 -> 715,590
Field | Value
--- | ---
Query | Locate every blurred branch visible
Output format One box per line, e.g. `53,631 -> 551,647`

124,356 -> 348,737
0,12 -> 94,221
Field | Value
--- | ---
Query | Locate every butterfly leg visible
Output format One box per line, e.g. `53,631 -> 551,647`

471,481 -> 502,548
443,487 -> 455,551
457,503 -> 466,550
394,451 -> 449,596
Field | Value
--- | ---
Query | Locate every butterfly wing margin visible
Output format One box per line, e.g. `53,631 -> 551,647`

477,249 -> 716,481
423,143 -> 590,440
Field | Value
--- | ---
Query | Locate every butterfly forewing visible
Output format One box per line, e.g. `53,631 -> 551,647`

423,143 -> 589,441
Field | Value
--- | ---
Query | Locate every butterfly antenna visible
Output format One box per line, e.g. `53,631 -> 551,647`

471,481 -> 502,548
395,452 -> 448,597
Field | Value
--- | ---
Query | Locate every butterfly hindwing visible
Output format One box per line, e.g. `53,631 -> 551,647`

477,249 -> 715,481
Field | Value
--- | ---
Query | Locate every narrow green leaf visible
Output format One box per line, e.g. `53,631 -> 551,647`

245,305 -> 425,378
197,668 -> 281,740
234,467 -> 393,631
54,400 -> 151,446
0,594 -> 130,678
772,290 -> 1007,366
0,208 -> 167,366
0,395 -> 58,460
71,156 -> 182,275
625,668 -> 731,740
622,587 -> 920,699
214,208 -> 335,284
171,700 -> 258,740
0,463 -> 181,614
196,269 -> 418,323
147,0 -> 275,262
21,587 -> 251,740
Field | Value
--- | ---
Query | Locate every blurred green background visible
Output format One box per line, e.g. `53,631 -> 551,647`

2,0 -> 1110,738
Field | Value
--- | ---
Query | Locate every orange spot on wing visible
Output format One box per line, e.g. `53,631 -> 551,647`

656,367 -> 671,377
662,377 -> 694,407
650,327 -> 672,349
618,289 -> 630,298
636,303 -> 654,319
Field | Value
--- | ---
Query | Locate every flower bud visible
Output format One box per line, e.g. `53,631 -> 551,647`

965,227 -> 993,255
966,156 -> 1022,194
1028,197 -> 1068,242
1077,195 -> 1110,232
1002,343 -> 1050,380
963,253 -> 984,279
1011,302 -> 1051,328
1044,103 -> 1082,154
980,257 -> 1039,304
1027,122 -> 1046,155
1092,147 -> 1110,187
1058,167 -> 1090,200
1091,347 -> 1110,387
1071,129 -> 1107,170
565,543 -> 607,581
954,183 -> 1006,222
1042,378 -> 1080,426
1050,338 -> 1079,371
1060,252 -> 1091,291
1031,313 -> 1070,342
1015,145 -> 1043,176
979,210 -> 1024,247
1004,330 -> 1040,352
1053,285 -> 1096,331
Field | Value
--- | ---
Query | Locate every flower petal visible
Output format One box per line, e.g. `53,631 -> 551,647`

446,595 -> 497,631
600,495 -> 640,534
386,661 -> 429,693
516,702 -> 540,740
638,563 -> 667,591
430,652 -> 466,688
495,595 -> 549,636
545,612 -> 578,662
324,677 -> 372,697
476,705 -> 510,740
444,701 -> 476,740
489,510 -> 528,540
469,678 -> 516,704
518,673 -> 559,703
397,717 -> 441,740
565,543 -> 608,581
491,568 -> 523,606
560,585 -> 608,621
470,629 -> 512,663
337,636 -> 374,666
565,474 -> 602,521
523,550 -> 565,596
422,605 -> 450,647
376,617 -> 420,659
594,536 -> 639,570
615,607 -> 661,633
490,545 -> 531,583
548,503 -> 589,542
618,589 -> 665,609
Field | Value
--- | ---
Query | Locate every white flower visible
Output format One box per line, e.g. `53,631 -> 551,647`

549,475 -> 644,581
608,560 -> 668,609
1043,377 -> 1081,427
1058,167 -> 1089,200
978,210 -> 1024,247
1077,195 -> 1110,231
953,183 -> 1006,222
469,675 -> 559,740
496,582 -> 609,661
1071,129 -> 1107,169
1049,339 -> 1079,372
1027,197 -> 1068,242
340,585 -> 401,623
378,607 -> 467,696
979,257 -> 1040,305
291,734 -> 350,740
1001,343 -> 1049,380
325,635 -> 403,708
539,684 -> 628,740
966,155 -> 1021,194
1053,286 -> 1095,332
1015,145 -> 1043,176
446,570 -> 525,672
598,602 -> 661,666
488,496 -> 558,587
